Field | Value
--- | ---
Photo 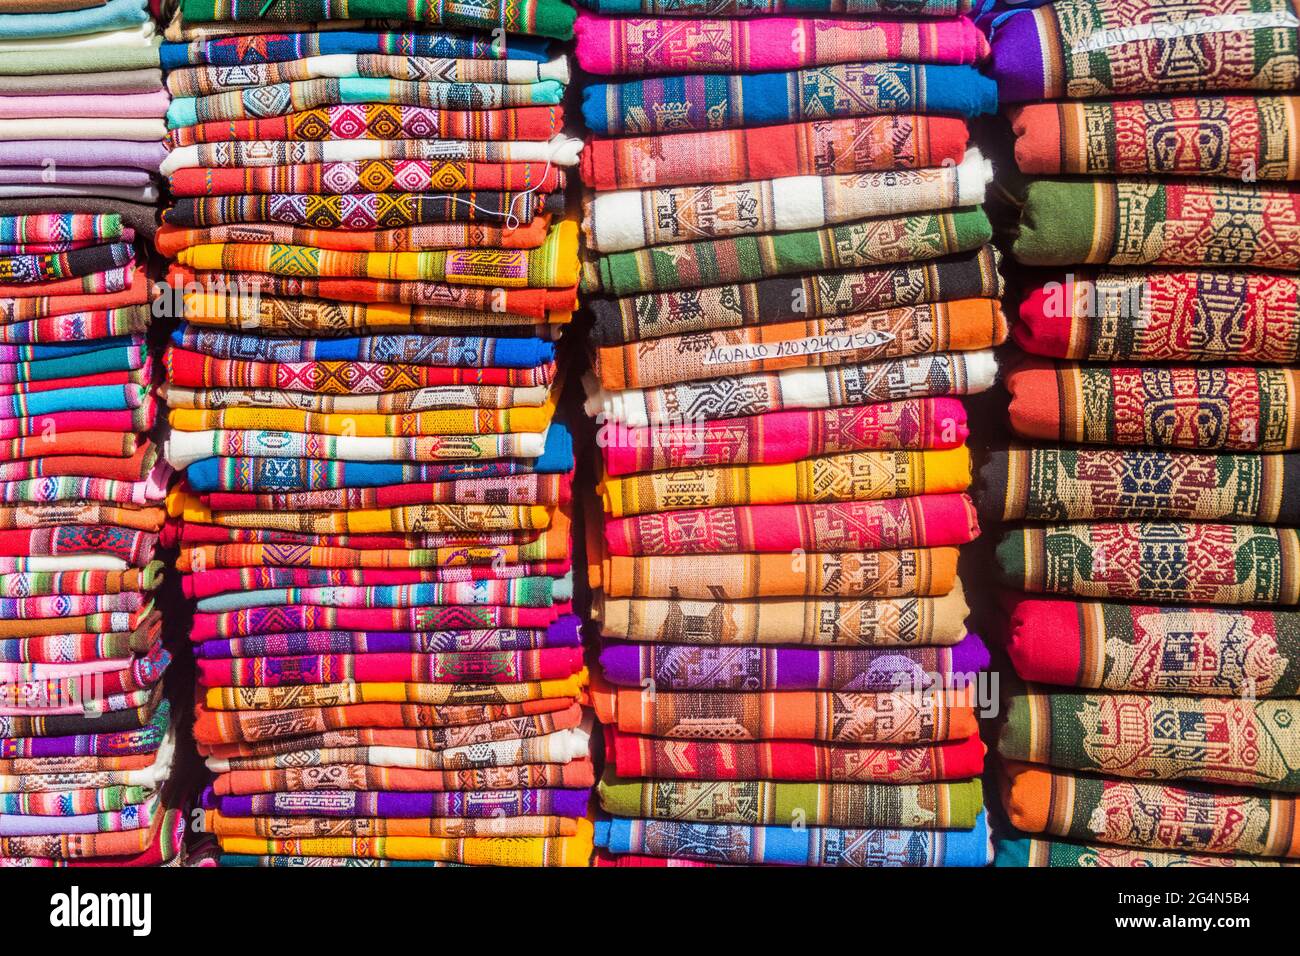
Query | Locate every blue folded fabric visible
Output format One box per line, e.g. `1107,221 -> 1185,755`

0,344 -> 144,382
194,574 -> 565,613
0,0 -> 148,40
0,383 -> 144,417
159,30 -> 551,71
1,335 -> 134,361
184,422 -> 576,492
170,321 -> 556,369
582,64 -> 998,135
594,812 -> 993,866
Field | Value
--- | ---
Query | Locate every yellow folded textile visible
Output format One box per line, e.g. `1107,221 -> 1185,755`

218,817 -> 594,865
168,384 -> 558,436
205,671 -> 589,711
206,811 -> 579,839
176,221 -> 581,288
600,446 -> 970,518
168,490 -> 552,535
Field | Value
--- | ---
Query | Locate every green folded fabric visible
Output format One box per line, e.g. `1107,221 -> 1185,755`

996,837 -> 1296,868
0,42 -> 161,75
178,0 -> 576,38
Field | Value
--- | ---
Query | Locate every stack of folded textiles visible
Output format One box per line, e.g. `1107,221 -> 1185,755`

156,0 -> 596,867
0,0 -> 183,869
576,0 -> 1004,867
977,0 -> 1300,868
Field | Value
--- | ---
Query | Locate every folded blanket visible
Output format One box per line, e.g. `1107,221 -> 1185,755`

599,776 -> 983,829
585,152 -> 991,252
598,633 -> 987,690
580,114 -> 969,191
211,759 -> 594,795
603,400 -> 968,476
1003,761 -> 1300,859
193,573 -> 563,612
175,0 -> 579,39
594,815 -> 990,866
0,142 -> 164,174
1011,96 -> 1300,180
604,494 -> 979,556
594,297 -> 1006,390
602,446 -> 971,517
167,54 -> 569,96
199,473 -> 568,512
597,548 -> 959,600
0,786 -> 152,816
605,728 -> 985,782
169,159 -> 564,197
158,221 -> 551,258
572,0 -> 975,13
980,444 -> 1300,524
589,350 -> 999,427
590,246 -> 1002,345
216,826 -> 593,866
166,379 -> 548,412
163,189 -> 562,229
0,0 -> 147,40
998,521 -> 1300,605
584,209 -> 991,295
0,700 -> 168,758
175,225 -> 577,287
996,836 -> 1296,868
595,589 -> 970,646
1014,179 -> 1300,269
186,564 -> 572,601
0,69 -> 163,96
1016,268 -> 1300,363
591,680 -> 978,743
0,45 -> 160,76
1001,685 -> 1300,792
0,91 -> 168,120
158,30 -> 550,70
206,813 -> 578,839
167,103 -> 564,147
208,787 -> 586,819
1009,360 -> 1300,452
582,64 -> 996,135
986,0 -> 1300,102
168,78 -> 565,128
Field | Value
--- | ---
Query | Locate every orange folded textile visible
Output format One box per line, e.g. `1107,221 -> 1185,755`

0,503 -> 164,532
205,811 -> 579,839
0,267 -> 152,324
154,218 -> 551,256
212,759 -> 596,795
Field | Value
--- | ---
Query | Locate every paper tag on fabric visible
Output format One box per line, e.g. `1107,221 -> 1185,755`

1071,12 -> 1300,54
702,330 -> 896,365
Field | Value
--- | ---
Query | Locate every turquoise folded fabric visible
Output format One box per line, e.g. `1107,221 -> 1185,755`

0,0 -> 148,40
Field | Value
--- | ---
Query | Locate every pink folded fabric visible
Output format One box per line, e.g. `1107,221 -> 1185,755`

0,92 -> 171,120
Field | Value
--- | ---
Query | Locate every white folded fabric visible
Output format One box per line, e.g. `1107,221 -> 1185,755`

0,555 -> 130,572
585,149 -> 995,253
584,350 -> 1000,427
0,116 -> 166,141
0,21 -> 154,51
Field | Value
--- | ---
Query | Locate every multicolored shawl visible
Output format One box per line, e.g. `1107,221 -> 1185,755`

0,786 -> 152,816
169,159 -> 564,197
1000,685 -> 1300,792
0,701 -> 169,759
594,815 -> 990,866
211,760 -> 596,795
158,221 -> 550,259
594,298 -> 1006,390
1016,269 -> 1300,364
996,836 -> 1295,868
169,498 -> 552,537
596,548 -> 960,599
997,521 -> 1300,605
189,603 -> 572,642
986,0 -> 1300,102
166,54 -> 568,96
207,787 -> 587,819
0,525 -> 155,564
1011,96 -> 1300,180
0,214 -> 124,245
1005,597 -> 1300,697
175,226 -> 578,287
579,114 -> 969,192
191,575 -> 563,613
591,680 -> 978,743
602,400 -> 968,476
602,446 -> 971,517
980,444 -> 1300,524
598,634 -> 987,690
205,813 -> 578,839
589,246 -> 1003,345
165,381 -> 550,413
603,494 -> 980,556
571,0 -> 976,13
186,566 -> 573,601
0,243 -> 133,285
158,30 -> 551,70
1014,179 -> 1300,269
595,590 -> 970,646
167,78 -> 565,128
176,0 -> 579,37
0,620 -> 159,664
581,64 -> 997,135
198,647 -> 583,687
1006,361 -> 1300,452
598,776 -> 983,829
605,728 -> 985,782
213,830 -> 592,866
198,473 -> 569,511
0,266 -> 150,324
1002,761 -> 1300,859
193,626 -> 579,664
163,190 -> 562,229
575,13 -> 986,74
584,210 -> 991,296
166,103 -> 565,147
589,350 -> 998,428
586,153 -> 990,253
0,308 -> 151,347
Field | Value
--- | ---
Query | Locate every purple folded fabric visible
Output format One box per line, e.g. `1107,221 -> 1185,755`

598,634 -> 989,691
204,787 -> 592,819
0,799 -> 159,836
0,140 -> 166,171
0,167 -> 154,187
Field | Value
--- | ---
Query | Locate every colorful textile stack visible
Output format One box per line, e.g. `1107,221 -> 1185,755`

978,0 -> 1300,868
0,0 -> 181,866
157,0 -> 595,867
577,0 -> 1002,867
